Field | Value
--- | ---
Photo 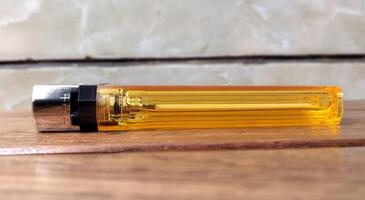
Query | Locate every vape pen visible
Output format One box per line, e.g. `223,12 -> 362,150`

32,85 -> 343,132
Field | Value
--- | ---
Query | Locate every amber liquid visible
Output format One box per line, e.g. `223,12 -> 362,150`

96,86 -> 343,131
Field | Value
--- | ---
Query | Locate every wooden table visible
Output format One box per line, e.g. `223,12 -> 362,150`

0,101 -> 364,199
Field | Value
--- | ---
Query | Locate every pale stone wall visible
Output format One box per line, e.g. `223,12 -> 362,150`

0,0 -> 364,60
0,1 -> 364,111
0,62 -> 364,111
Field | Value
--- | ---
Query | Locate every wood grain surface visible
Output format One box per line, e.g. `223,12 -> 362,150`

0,101 -> 365,155
0,147 -> 364,199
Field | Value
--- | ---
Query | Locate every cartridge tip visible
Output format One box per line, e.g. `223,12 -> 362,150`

32,85 -> 80,132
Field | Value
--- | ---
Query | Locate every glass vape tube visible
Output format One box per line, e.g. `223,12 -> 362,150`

32,85 -> 343,132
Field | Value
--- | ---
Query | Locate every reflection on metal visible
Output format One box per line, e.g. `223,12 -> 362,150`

32,85 -> 80,131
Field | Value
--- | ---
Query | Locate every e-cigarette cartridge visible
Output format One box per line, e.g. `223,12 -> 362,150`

32,85 -> 343,132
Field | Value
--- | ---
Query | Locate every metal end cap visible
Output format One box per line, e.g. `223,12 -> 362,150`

32,85 -> 80,132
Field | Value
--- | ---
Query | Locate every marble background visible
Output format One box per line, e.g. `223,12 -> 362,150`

0,0 -> 364,60
0,1 -> 364,111
0,62 -> 364,111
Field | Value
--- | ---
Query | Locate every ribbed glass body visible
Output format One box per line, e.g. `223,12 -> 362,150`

96,86 -> 343,131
